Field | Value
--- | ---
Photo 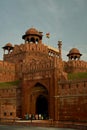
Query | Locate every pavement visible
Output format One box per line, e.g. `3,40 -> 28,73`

0,125 -> 76,130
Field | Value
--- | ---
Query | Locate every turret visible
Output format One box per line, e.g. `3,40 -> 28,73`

67,48 -> 82,60
2,43 -> 14,54
22,27 -> 43,44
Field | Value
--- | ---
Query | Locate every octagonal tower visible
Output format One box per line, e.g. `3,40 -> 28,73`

67,48 -> 82,60
22,27 -> 43,44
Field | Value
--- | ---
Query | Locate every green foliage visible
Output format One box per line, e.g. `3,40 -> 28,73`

68,72 -> 87,80
0,80 -> 19,88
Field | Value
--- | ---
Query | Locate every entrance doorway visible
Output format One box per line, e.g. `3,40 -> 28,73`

36,95 -> 48,119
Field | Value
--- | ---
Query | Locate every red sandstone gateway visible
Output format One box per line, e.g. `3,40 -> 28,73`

0,27 -> 87,125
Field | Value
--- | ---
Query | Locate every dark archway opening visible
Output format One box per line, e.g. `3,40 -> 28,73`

36,95 -> 48,119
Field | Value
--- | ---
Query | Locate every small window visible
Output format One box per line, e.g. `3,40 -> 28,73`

4,112 -> 6,116
10,112 -> 13,116
31,37 -> 35,43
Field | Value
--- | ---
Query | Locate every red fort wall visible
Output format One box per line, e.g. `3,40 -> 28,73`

64,60 -> 87,73
57,80 -> 87,122
0,27 -> 87,126
0,60 -> 16,82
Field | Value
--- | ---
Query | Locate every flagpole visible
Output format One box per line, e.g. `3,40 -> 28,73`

46,33 -> 50,46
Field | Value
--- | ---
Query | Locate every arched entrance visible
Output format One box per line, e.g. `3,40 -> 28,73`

36,94 -> 48,119
31,83 -> 49,119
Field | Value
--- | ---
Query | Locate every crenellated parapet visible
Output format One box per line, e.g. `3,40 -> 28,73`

3,42 -> 60,63
64,60 -> 87,73
58,79 -> 87,96
57,79 -> 87,122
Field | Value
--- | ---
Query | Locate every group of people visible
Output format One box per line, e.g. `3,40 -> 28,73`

24,113 -> 48,120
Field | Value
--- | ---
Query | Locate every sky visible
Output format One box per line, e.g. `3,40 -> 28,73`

0,0 -> 87,61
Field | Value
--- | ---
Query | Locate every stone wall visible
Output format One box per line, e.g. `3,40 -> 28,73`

0,60 -> 16,82
64,60 -> 87,73
57,79 -> 87,122
0,86 -> 17,119
0,85 -> 21,119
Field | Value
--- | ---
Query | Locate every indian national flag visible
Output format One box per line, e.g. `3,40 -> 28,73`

46,33 -> 50,38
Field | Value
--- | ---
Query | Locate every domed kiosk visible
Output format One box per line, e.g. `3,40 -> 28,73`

2,43 -> 14,54
67,48 -> 82,60
22,27 -> 43,44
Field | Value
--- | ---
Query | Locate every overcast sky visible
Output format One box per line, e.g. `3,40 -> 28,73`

0,0 -> 87,61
